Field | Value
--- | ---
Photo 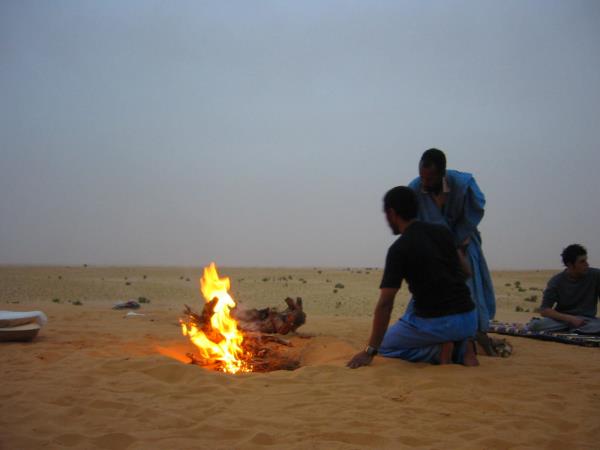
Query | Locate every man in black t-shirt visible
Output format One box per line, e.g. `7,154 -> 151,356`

347,186 -> 479,368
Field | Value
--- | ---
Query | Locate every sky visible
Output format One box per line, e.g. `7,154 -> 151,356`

1,0 -> 599,270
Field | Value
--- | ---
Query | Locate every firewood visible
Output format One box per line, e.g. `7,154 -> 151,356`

182,297 -> 308,373
232,297 -> 306,335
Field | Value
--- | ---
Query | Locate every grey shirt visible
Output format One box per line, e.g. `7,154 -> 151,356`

541,268 -> 600,317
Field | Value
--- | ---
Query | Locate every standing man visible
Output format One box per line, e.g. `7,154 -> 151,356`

347,186 -> 478,368
409,148 -> 496,352
528,244 -> 600,334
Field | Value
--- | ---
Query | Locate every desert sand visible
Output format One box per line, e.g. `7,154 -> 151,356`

1,266 -> 598,449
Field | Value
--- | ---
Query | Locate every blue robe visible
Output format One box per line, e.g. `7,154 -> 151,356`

380,302 -> 477,364
408,170 -> 496,331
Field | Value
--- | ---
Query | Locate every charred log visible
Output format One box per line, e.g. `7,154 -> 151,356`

232,297 -> 306,334
183,297 -> 306,336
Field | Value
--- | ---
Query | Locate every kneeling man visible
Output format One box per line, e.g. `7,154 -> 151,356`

528,244 -> 600,334
347,186 -> 478,368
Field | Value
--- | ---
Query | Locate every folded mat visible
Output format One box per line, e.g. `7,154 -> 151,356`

488,321 -> 600,347
0,310 -> 48,328
0,311 -> 47,342
0,323 -> 41,342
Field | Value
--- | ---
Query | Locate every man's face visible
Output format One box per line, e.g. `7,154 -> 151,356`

419,164 -> 443,192
568,254 -> 589,277
385,208 -> 400,235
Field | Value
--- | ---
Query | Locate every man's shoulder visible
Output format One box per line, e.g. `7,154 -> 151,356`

386,235 -> 409,261
418,221 -> 453,238
388,234 -> 406,250
446,169 -> 476,190
587,268 -> 600,281
408,177 -> 420,190
446,169 -> 473,181
547,271 -> 566,285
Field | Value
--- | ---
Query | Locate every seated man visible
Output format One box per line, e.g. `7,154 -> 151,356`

528,244 -> 600,334
347,186 -> 478,368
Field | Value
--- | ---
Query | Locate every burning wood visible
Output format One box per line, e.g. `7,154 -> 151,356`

184,297 -> 306,335
182,297 -> 306,372
179,263 -> 306,373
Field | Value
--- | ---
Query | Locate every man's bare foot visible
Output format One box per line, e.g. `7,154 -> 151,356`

463,339 -> 480,367
439,342 -> 454,364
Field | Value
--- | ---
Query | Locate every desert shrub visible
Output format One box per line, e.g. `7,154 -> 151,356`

515,305 -> 525,312
262,277 -> 269,282
73,300 -> 83,306
138,297 -> 150,304
333,289 -> 338,294
524,295 -> 538,303
125,281 -> 131,285
52,298 -> 60,303
335,283 -> 345,289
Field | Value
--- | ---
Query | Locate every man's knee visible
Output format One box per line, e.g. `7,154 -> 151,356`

527,317 -> 569,332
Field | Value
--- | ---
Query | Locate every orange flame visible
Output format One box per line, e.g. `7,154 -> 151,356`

181,263 -> 251,374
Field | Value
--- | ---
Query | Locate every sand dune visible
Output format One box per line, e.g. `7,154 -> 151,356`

1,266 -> 598,449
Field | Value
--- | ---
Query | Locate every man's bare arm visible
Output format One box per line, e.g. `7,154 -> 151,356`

540,308 -> 587,328
347,288 -> 398,368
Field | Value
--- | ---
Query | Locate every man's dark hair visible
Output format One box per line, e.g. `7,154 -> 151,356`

561,244 -> 587,266
420,148 -> 446,176
383,186 -> 418,221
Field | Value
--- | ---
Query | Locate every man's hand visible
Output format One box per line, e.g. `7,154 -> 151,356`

569,317 -> 588,328
541,307 -> 588,329
347,351 -> 374,369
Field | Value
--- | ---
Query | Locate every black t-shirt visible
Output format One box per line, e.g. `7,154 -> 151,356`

380,221 -> 474,318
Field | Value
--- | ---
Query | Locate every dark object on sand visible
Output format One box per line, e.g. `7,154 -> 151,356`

475,331 -> 513,357
112,300 -> 141,310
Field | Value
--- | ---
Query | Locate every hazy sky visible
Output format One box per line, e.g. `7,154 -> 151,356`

1,1 -> 599,269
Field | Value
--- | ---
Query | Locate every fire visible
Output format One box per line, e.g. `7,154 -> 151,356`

180,263 -> 251,374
